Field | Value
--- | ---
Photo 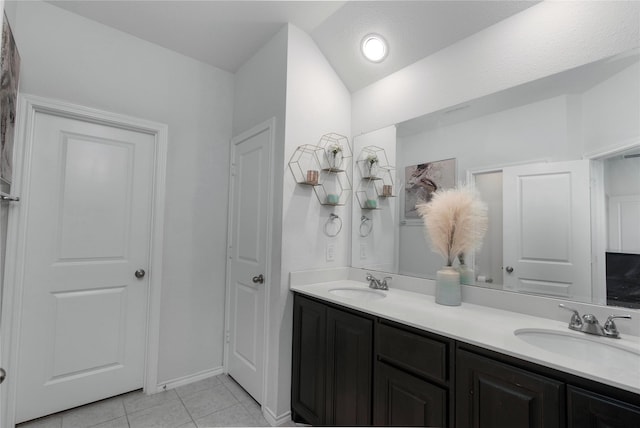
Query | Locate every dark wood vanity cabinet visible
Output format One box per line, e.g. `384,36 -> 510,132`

291,294 -> 327,425
291,294 -> 373,426
456,349 -> 564,428
567,386 -> 640,427
325,304 -> 374,425
291,292 -> 640,428
374,321 -> 453,427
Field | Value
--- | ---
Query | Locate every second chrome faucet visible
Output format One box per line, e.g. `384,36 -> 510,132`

366,273 -> 391,290
559,304 -> 631,339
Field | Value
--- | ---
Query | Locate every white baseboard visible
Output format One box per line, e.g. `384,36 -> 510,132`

155,366 -> 225,392
263,406 -> 292,427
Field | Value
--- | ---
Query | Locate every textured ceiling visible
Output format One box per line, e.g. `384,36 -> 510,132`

46,1 -> 538,92
311,1 -> 537,92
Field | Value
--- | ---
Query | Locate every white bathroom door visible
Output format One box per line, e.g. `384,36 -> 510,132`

15,111 -> 155,423
226,120 -> 273,404
503,160 -> 591,301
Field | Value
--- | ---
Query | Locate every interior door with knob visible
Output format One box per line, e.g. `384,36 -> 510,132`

15,110 -> 155,423
503,160 -> 591,301
226,120 -> 273,404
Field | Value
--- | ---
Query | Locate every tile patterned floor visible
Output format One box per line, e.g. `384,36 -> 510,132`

17,374 -> 292,428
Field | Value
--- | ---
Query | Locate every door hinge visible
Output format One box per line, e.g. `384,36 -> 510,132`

225,330 -> 230,344
230,164 -> 237,177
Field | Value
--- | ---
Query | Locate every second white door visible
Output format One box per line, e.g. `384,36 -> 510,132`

503,160 -> 592,301
15,110 -> 156,423
226,120 -> 273,404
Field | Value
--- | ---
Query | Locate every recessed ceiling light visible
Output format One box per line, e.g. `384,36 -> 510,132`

361,34 -> 388,63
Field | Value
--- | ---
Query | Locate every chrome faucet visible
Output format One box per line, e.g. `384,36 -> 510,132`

366,273 -> 391,290
559,304 -> 631,339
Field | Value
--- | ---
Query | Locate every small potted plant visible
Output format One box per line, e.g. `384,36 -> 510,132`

366,154 -> 379,178
327,143 -> 343,170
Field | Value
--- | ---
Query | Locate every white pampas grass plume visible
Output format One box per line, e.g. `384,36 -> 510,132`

416,185 -> 488,266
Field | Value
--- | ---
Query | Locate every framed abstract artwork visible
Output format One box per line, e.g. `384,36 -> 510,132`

404,158 -> 456,220
1,12 -> 21,184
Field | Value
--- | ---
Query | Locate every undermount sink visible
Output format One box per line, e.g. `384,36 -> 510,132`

329,287 -> 386,301
514,328 -> 640,365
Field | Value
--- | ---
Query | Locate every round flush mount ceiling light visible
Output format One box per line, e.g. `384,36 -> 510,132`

361,34 -> 388,63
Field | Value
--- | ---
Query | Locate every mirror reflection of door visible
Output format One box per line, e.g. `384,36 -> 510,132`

0,179 -> 8,426
502,160 -> 592,301
602,151 -> 640,309
471,153 -> 640,306
0,179 -> 9,321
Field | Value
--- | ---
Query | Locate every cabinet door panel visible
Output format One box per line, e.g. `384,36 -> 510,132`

374,361 -> 447,427
291,295 -> 327,425
326,307 -> 373,425
457,349 -> 564,428
568,386 -> 640,428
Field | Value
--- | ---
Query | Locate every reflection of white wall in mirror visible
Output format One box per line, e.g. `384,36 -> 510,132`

606,156 -> 640,253
352,1 -> 640,133
473,172 -> 503,289
395,56 -> 639,286
351,126 -> 397,273
397,96 -> 569,280
583,61 -> 640,153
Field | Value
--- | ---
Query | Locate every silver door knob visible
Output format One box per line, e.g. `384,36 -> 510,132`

135,269 -> 146,279
252,274 -> 264,284
0,367 -> 6,384
505,266 -> 514,274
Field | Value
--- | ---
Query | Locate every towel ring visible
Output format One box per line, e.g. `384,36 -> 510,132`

359,215 -> 373,237
324,213 -> 343,237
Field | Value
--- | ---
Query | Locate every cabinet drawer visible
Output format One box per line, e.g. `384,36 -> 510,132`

376,321 -> 449,383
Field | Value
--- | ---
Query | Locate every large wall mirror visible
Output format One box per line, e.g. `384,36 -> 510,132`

352,48 -> 640,309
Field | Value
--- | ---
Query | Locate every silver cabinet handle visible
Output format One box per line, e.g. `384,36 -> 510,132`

135,269 -> 146,279
0,367 -> 6,384
505,266 -> 514,274
252,274 -> 264,284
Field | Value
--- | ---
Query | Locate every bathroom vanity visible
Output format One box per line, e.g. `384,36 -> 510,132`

290,275 -> 640,427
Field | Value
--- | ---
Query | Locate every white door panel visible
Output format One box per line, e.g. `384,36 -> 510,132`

227,122 -> 272,404
503,160 -> 591,301
16,112 -> 154,422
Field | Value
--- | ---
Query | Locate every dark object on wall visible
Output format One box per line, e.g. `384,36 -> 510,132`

0,12 -> 20,184
606,252 -> 640,309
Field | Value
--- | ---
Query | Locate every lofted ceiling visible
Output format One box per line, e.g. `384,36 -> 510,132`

46,1 -> 538,92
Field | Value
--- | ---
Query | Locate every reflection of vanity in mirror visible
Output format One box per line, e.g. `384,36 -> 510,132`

353,48 -> 640,309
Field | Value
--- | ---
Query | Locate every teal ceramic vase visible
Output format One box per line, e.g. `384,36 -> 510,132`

435,266 -> 461,306
458,263 -> 475,285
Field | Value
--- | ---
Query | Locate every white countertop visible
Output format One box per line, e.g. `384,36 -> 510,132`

291,279 -> 640,395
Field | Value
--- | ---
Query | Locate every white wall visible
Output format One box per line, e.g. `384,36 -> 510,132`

605,156 -> 640,197
605,156 -> 640,253
352,126 -> 398,273
271,23 -> 351,419
582,61 -> 640,153
473,172 -> 503,287
10,1 -> 234,385
352,0 -> 640,134
230,22 -> 351,422
232,24 -> 288,422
